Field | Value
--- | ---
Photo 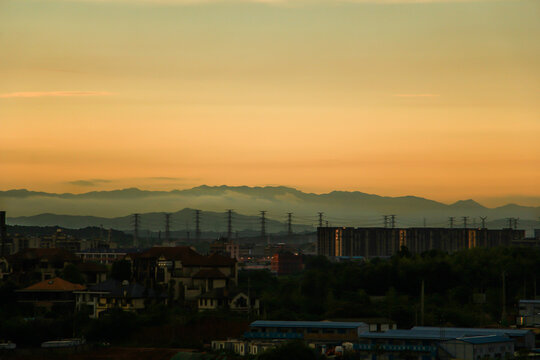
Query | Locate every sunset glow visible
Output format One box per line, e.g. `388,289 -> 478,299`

1,0 -> 539,206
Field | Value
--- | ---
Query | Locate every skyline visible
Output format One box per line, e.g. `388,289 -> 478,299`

1,0 -> 539,207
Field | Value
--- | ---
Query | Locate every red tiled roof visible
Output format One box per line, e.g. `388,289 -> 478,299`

192,268 -> 228,279
19,277 -> 86,292
130,247 -> 236,266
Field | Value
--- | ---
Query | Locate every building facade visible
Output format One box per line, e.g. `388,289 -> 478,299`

318,227 -> 526,258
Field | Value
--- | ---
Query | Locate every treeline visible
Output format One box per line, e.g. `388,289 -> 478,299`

240,246 -> 540,328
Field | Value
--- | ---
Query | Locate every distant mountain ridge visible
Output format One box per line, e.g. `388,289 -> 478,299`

1,186 -> 538,232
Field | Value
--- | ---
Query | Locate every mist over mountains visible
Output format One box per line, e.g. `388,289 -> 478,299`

1,186 -> 539,233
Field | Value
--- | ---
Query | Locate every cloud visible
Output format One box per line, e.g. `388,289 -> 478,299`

68,179 -> 113,186
393,93 -> 440,98
0,91 -> 112,99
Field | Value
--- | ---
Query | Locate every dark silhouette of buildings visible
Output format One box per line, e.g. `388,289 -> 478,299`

317,227 -> 526,258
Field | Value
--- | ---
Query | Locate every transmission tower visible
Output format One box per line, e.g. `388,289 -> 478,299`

132,213 -> 140,247
287,213 -> 293,236
390,215 -> 396,229
480,216 -> 487,229
383,215 -> 389,228
318,212 -> 324,228
227,210 -> 233,239
195,210 -> 201,240
449,217 -> 455,229
165,213 -> 171,242
260,211 -> 267,241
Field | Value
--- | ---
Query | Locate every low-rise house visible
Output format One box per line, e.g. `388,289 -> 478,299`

270,251 -> 303,275
126,246 -> 237,302
75,279 -> 166,318
5,248 -> 81,282
211,339 -> 278,356
76,262 -> 107,285
439,335 -> 514,360
355,326 -> 535,359
244,320 -> 369,343
197,288 -> 260,314
517,299 -> 540,327
16,277 -> 85,311
328,318 -> 397,332
76,248 -> 138,265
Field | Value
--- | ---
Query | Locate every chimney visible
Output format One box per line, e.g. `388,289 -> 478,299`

0,211 -> 6,257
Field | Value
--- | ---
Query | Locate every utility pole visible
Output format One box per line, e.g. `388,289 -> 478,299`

420,279 -> 425,326
462,216 -> 469,229
506,218 -> 513,229
165,213 -> 171,243
227,209 -> 233,239
195,210 -> 201,241
513,218 -> 519,230
260,211 -> 267,242
501,271 -> 506,324
318,212 -> 324,228
449,217 -> 455,229
383,215 -> 389,228
132,213 -> 140,247
480,216 -> 487,229
390,215 -> 396,229
287,213 -> 293,236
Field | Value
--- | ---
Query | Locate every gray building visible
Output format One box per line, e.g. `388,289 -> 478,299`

440,335 -> 514,360
517,299 -> 540,327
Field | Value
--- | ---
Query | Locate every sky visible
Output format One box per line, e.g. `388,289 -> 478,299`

0,0 -> 539,207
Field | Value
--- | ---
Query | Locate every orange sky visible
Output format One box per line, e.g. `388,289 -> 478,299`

0,0 -> 539,206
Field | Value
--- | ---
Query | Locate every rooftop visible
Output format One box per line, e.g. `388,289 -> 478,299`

18,277 -> 86,292
359,327 -> 532,341
250,320 -> 367,329
456,335 -> 514,345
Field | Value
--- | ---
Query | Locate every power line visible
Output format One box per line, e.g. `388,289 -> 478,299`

260,211 -> 267,241
165,213 -> 171,242
480,216 -> 487,229
132,213 -> 140,247
195,210 -> 201,240
287,212 -> 293,236
227,209 -> 233,239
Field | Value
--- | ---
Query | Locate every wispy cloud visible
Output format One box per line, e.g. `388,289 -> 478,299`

68,179 -> 113,186
393,93 -> 440,98
0,91 -> 112,99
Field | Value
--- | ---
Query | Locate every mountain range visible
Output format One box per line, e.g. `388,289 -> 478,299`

1,186 -> 539,233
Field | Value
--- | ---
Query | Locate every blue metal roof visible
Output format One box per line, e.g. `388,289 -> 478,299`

250,320 -> 367,329
456,336 -> 513,345
359,330 -> 457,341
519,300 -> 540,304
412,326 -> 531,336
360,327 -> 530,342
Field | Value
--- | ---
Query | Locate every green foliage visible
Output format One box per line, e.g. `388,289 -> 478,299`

61,263 -> 84,284
111,259 -> 132,281
242,246 -> 540,328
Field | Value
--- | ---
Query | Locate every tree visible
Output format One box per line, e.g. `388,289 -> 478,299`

62,264 -> 84,284
111,260 -> 132,281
